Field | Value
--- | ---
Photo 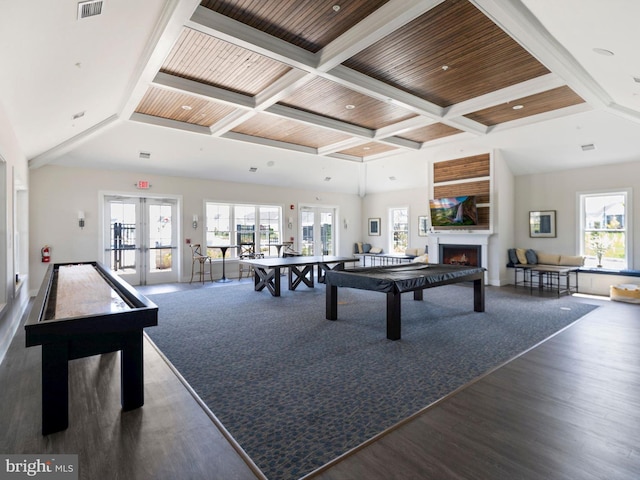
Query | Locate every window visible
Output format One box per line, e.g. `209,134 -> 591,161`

390,208 -> 409,253
580,190 -> 630,269
205,203 -> 281,258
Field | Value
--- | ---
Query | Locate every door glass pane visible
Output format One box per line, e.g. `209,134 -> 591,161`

149,203 -> 173,272
301,210 -> 314,255
109,201 -> 137,273
235,205 -> 255,258
260,206 -> 280,256
320,212 -> 333,255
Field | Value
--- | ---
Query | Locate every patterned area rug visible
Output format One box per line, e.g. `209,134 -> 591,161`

146,283 -> 597,480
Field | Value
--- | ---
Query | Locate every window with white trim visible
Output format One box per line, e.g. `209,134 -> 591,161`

579,190 -> 630,269
205,203 -> 282,258
389,207 -> 409,253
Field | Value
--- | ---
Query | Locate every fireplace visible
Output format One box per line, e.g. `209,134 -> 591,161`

439,244 -> 481,267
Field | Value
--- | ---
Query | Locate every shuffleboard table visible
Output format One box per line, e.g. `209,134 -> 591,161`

239,255 -> 359,296
325,263 -> 485,340
25,262 -> 158,435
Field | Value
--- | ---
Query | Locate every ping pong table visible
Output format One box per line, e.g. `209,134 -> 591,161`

240,255 -> 359,296
325,262 -> 485,340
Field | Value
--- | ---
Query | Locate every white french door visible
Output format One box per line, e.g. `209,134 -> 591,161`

300,206 -> 335,255
103,195 -> 179,285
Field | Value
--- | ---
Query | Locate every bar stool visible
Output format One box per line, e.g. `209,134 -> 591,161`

189,244 -> 213,283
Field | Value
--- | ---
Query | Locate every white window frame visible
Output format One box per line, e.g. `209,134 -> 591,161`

578,188 -> 632,270
205,202 -> 282,258
389,207 -> 409,254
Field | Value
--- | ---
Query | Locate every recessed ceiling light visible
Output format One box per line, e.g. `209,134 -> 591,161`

363,146 -> 371,151
181,105 -> 192,110
512,104 -> 524,110
593,48 -> 614,56
332,5 -> 340,12
345,104 -> 355,110
249,167 -> 258,172
581,143 -> 596,151
441,65 -> 449,71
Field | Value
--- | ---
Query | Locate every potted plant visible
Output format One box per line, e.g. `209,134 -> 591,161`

589,232 -> 611,268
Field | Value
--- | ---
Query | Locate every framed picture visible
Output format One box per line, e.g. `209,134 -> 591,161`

529,210 -> 556,238
368,218 -> 381,236
418,215 -> 429,236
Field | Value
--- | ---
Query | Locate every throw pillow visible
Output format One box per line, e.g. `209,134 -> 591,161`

508,248 -> 519,265
536,252 -> 561,265
369,247 -> 382,254
559,255 -> 585,266
412,253 -> 429,263
357,242 -> 363,254
516,248 -> 528,264
363,243 -> 372,253
525,249 -> 538,264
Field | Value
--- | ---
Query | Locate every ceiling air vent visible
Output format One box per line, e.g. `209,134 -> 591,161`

78,0 -> 104,20
139,151 -> 151,159
581,143 -> 596,151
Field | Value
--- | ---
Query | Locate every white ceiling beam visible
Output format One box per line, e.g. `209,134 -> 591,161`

29,115 -> 120,169
152,72 -> 255,109
374,116 -> 436,139
209,110 -> 258,137
187,6 -> 317,72
318,138 -> 371,156
265,104 -> 375,139
253,70 -> 316,110
130,112 -> 213,135
378,136 -> 422,150
443,73 -> 566,118
486,102 -> 593,134
316,0 -> 445,71
470,0 -> 611,110
121,0 -> 202,120
222,131 -> 318,155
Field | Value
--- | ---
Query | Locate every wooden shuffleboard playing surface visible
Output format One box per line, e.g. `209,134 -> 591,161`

53,264 -> 132,319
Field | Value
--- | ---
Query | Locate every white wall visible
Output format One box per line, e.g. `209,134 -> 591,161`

514,159 -> 640,294
361,187 -> 430,254
0,100 -> 30,364
29,165 -> 363,289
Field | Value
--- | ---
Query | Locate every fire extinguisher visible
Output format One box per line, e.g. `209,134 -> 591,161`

41,245 -> 51,263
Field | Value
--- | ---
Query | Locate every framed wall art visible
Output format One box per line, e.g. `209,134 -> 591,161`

368,218 -> 381,236
529,210 -> 556,238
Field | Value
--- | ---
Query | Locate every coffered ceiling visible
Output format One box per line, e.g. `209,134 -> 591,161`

128,0 -> 588,162
2,0 -> 640,194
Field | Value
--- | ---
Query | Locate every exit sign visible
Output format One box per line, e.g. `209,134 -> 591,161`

136,180 -> 150,189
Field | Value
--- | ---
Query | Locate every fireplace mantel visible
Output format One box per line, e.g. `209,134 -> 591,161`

428,232 -> 491,270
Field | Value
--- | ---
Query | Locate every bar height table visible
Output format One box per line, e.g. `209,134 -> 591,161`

211,245 -> 237,283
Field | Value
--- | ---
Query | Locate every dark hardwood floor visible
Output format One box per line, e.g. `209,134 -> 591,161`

1,283 -> 638,480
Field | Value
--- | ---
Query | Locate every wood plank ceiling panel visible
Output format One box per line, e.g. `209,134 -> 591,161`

279,77 -> 417,130
135,86 -> 238,126
399,123 -> 463,143
231,113 -> 353,148
465,86 -> 586,126
199,0 -> 390,52
337,142 -> 399,158
343,0 -> 550,107
162,28 -> 293,96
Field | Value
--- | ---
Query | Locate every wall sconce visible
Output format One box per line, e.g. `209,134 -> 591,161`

192,214 -> 198,229
78,211 -> 85,229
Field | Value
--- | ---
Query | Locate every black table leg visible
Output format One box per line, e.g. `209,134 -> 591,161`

326,284 -> 338,320
253,267 -> 280,296
386,291 -> 401,340
289,265 -> 314,290
474,278 -> 485,312
41,342 -> 70,435
121,330 -> 144,411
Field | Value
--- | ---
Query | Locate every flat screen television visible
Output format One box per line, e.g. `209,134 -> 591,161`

429,196 -> 478,227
